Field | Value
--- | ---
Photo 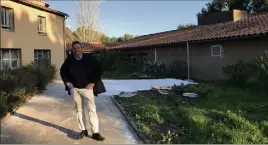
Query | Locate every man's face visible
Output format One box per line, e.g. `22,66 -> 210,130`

72,43 -> 82,56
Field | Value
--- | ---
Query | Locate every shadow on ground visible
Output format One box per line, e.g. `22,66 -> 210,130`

13,113 -> 81,140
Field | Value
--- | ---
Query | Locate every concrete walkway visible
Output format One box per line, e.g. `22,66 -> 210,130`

0,82 -> 141,144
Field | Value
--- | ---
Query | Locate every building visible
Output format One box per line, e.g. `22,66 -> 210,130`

109,10 -> 268,80
0,0 -> 68,79
66,42 -> 119,55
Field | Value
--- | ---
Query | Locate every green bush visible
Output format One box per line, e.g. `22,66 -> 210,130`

172,84 -> 215,97
222,60 -> 253,86
252,51 -> 268,89
0,91 -> 8,118
0,59 -> 56,119
141,61 -> 167,77
167,60 -> 189,79
23,60 -> 56,90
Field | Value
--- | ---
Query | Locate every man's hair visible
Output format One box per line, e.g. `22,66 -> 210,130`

72,41 -> 82,46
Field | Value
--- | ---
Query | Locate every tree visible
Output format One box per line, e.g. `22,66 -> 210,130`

177,24 -> 197,29
251,0 -> 268,13
73,0 -> 102,42
122,33 -> 135,41
197,0 -> 268,16
65,26 -> 76,44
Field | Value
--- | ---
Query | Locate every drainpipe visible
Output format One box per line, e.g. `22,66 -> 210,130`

154,47 -> 157,62
187,42 -> 190,80
63,15 -> 69,60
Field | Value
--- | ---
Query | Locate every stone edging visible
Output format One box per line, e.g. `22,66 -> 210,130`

110,96 -> 150,144
0,95 -> 33,124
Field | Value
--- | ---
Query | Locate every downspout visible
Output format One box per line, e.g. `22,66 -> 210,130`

187,42 -> 190,80
63,15 -> 69,60
154,47 -> 157,62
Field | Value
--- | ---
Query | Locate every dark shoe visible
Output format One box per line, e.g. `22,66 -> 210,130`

76,130 -> 88,140
92,133 -> 105,141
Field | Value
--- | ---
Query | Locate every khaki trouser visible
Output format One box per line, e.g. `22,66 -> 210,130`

71,88 -> 99,133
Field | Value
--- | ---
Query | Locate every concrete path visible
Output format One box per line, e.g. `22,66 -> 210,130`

0,82 -> 142,144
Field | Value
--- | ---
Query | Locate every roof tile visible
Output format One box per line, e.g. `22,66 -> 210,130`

111,12 -> 268,49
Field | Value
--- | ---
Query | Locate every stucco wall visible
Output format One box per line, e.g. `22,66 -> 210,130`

117,37 -> 268,80
188,37 -> 268,80
0,0 -> 65,79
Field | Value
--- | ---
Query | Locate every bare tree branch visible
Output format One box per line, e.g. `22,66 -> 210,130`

73,0 -> 102,43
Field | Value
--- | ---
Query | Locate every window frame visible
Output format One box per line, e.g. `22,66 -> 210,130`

211,45 -> 223,57
0,49 -> 21,70
139,53 -> 148,64
1,6 -> 14,31
34,49 -> 51,64
128,54 -> 137,66
37,16 -> 46,35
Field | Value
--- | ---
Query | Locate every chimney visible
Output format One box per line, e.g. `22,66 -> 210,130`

233,9 -> 248,21
198,9 -> 248,26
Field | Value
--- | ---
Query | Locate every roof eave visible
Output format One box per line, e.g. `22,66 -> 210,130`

110,33 -> 268,50
10,0 -> 69,17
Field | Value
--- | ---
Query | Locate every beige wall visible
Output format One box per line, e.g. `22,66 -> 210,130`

0,0 -> 65,79
117,37 -> 268,80
188,37 -> 268,80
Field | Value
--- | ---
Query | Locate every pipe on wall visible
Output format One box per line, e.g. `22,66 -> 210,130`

154,47 -> 157,62
187,42 -> 190,80
63,15 -> 69,60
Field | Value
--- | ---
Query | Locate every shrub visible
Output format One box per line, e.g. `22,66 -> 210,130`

0,91 -> 8,118
24,60 -> 56,90
0,60 -> 56,118
167,60 -> 189,79
252,51 -> 268,89
141,61 -> 167,77
172,84 -> 215,97
222,60 -> 253,86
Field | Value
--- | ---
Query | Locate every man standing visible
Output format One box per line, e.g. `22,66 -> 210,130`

60,41 -> 105,141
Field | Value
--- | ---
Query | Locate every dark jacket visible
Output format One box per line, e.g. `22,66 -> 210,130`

60,53 -> 106,96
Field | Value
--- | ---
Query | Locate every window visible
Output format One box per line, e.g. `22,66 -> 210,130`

139,53 -> 147,64
1,6 -> 14,30
128,54 -> 137,66
211,45 -> 223,57
38,16 -> 46,34
0,49 -> 21,70
34,50 -> 50,64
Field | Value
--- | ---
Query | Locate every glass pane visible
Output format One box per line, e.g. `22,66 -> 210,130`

6,9 -> 10,26
38,51 -> 43,58
43,51 -> 49,59
11,50 -> 18,59
2,49 -> 10,59
1,9 -> 5,25
212,47 -> 221,55
11,60 -> 17,68
2,60 -> 10,69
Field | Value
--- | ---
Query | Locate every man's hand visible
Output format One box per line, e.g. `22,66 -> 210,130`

86,83 -> 95,90
66,82 -> 73,89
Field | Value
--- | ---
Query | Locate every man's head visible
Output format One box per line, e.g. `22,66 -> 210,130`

72,41 -> 83,56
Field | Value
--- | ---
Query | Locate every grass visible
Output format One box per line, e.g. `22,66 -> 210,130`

114,83 -> 268,144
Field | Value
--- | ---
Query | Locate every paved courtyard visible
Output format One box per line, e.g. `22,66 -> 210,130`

0,82 -> 141,144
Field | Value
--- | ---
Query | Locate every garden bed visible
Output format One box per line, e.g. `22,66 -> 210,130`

113,83 -> 268,144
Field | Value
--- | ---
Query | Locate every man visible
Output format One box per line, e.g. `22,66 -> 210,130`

60,41 -> 105,141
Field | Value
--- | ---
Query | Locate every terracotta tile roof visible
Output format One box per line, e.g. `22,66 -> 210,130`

111,12 -> 268,49
11,0 -> 68,17
66,42 -> 119,52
